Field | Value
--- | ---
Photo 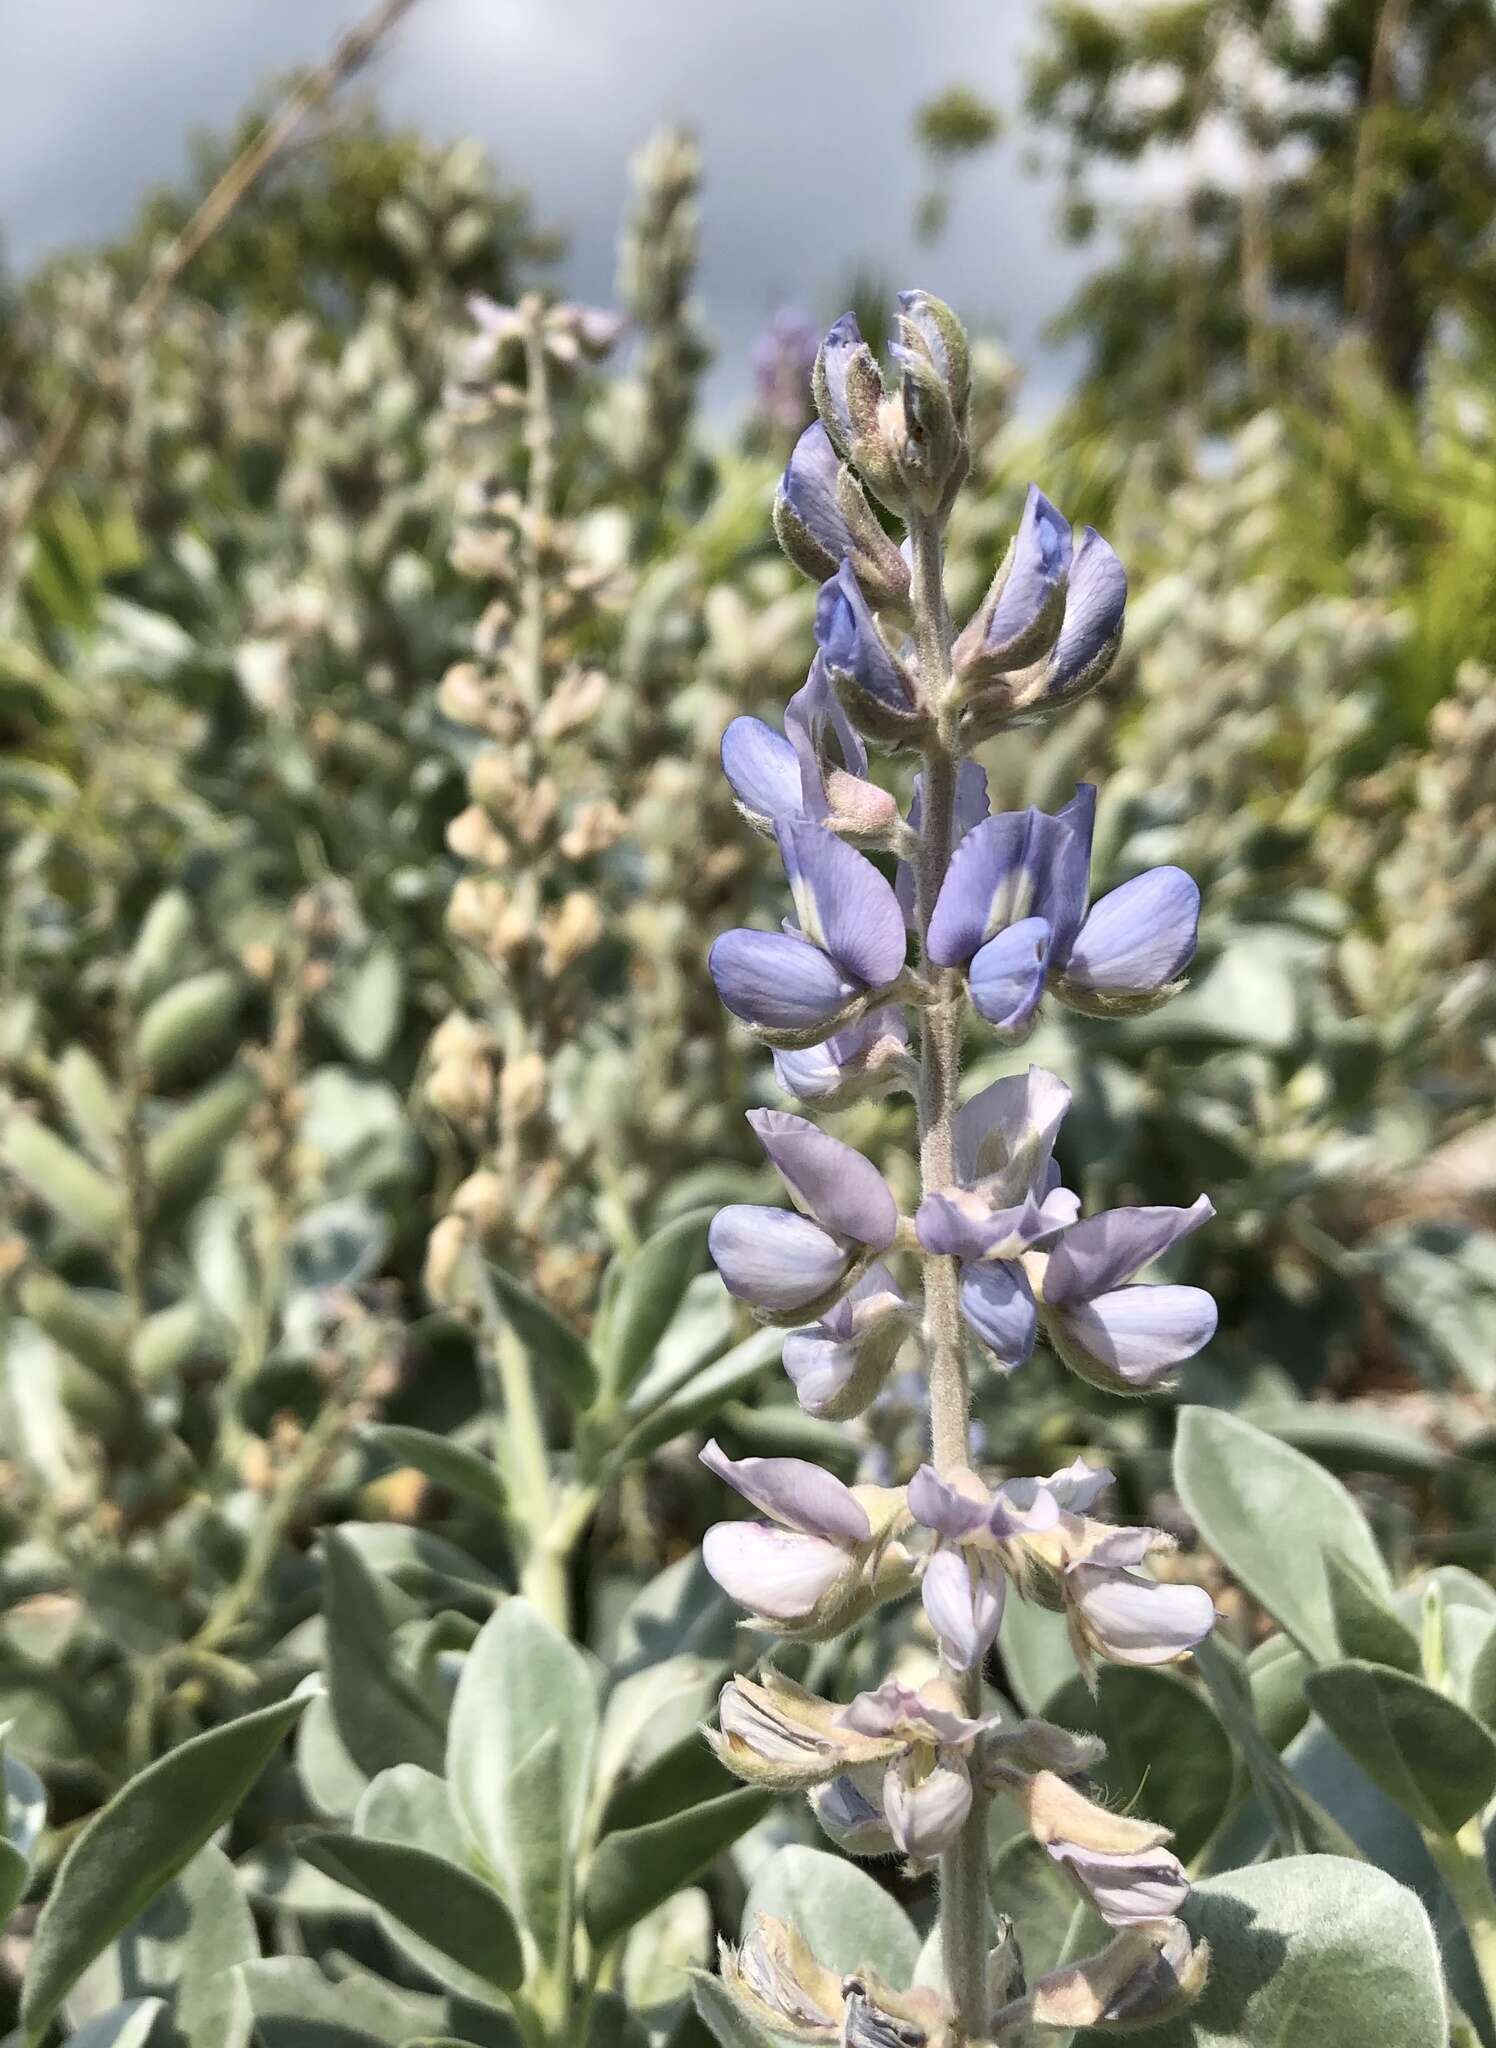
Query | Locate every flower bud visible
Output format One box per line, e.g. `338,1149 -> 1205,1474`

423,1212 -> 472,1307
814,562 -> 927,746
886,289 -> 970,515
450,1170 -> 507,1241
446,803 -> 511,868
540,891 -> 603,975
500,1049 -> 549,1128
425,1055 -> 494,1128
773,422 -> 911,613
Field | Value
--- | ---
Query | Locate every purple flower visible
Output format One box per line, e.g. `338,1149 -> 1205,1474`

1038,1197 -> 1217,1391
771,1005 -> 911,1106
814,562 -> 925,742
751,306 -> 820,436
895,760 -> 991,923
1066,1559 -> 1217,1668
721,658 -> 896,843
773,424 -> 911,608
927,784 -> 1200,1029
954,485 -> 1074,681
708,820 -> 907,1044
709,1110 -> 898,1319
907,1463 -> 1060,1671
914,1066 -> 1081,1369
1046,526 -> 1127,704
782,1262 -> 910,1420
699,1439 -> 913,1637
1047,1839 -> 1191,1927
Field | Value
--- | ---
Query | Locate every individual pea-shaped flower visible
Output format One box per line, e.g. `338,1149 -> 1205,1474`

709,1110 -> 898,1321
719,1916 -> 955,2047
812,1678 -> 999,1864
928,784 -> 1201,1031
990,1919 -> 1209,2038
1007,1512 -> 1216,1681
1034,1196 -> 1218,1392
814,560 -> 926,745
907,1464 -> 1060,1671
772,1004 -> 912,1107
957,520 -> 1129,744
721,657 -> 900,845
707,1668 -> 905,1790
772,420 -> 911,609
953,483 -> 1074,684
1022,1771 -> 1190,1928
914,1066 -> 1080,1368
709,821 -> 908,1045
698,1440 -> 914,1639
782,1262 -> 912,1420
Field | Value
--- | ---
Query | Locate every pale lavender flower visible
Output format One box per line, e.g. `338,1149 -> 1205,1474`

751,306 -> 821,436
1066,1553 -> 1218,1667
816,1678 -> 999,1863
927,783 -> 1200,1030
721,656 -> 895,841
907,1463 -> 1059,1670
709,1109 -> 897,1317
708,821 -> 907,1042
1038,1197 -> 1217,1390
1047,1839 -> 1191,1927
771,1006 -> 911,1106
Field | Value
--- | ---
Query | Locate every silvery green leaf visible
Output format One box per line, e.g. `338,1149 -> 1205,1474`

1194,1637 -> 1358,1860
584,1992 -> 651,2047
321,1529 -> 446,1778
1,1321 -> 86,1490
617,1325 -> 789,1462
585,1788 -> 770,1949
446,1600 -> 599,1965
297,1833 -> 523,1999
21,1694 -> 306,2040
743,1845 -> 919,1988
295,1687 -> 371,1821
1175,1406 -> 1390,1662
362,1425 -> 504,1516
318,940 -> 403,1065
2,1722 -> 46,1921
234,1957 -> 426,2046
622,1886 -> 712,2014
620,1273 -> 736,1417
998,1579 -> 1075,1715
479,1258 -> 597,1409
597,1209 -> 714,1400
608,1551 -> 738,1680
1044,1663 -> 1235,1861
329,1522 -> 501,1617
1323,1553 -> 1422,1675
357,1763 -> 473,1868
64,1843 -> 258,2048
1304,1659 -> 1496,1835
1106,1856 -> 1446,2048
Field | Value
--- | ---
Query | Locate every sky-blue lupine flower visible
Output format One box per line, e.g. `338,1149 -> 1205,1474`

709,819 -> 907,1040
953,484 -> 1075,682
895,760 -> 991,924
773,421 -> 911,607
708,1107 -> 898,1318
927,783 -> 1199,1031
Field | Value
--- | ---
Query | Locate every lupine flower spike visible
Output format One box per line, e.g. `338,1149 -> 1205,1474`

697,293 -> 1216,2047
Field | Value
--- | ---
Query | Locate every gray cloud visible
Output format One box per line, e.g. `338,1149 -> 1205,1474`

1,0 -> 1100,414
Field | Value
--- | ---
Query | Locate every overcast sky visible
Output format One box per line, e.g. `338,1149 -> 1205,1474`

1,0 -> 1103,416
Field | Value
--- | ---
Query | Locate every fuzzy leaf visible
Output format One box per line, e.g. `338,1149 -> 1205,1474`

585,1788 -> 770,1949
481,1258 -> 597,1408
598,1209 -> 714,1400
1304,1659 -> 1496,1835
298,1833 -> 523,1995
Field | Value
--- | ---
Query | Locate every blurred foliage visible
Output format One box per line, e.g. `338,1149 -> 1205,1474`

1,56 -> 1496,2048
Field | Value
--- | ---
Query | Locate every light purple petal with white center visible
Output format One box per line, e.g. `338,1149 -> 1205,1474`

775,821 -> 907,990
784,652 -> 869,794
883,1753 -> 973,1860
1070,1565 -> 1215,1664
746,1108 -> 898,1249
954,1065 -> 1072,1194
969,919 -> 1051,1035
700,1438 -> 871,1543
708,1204 -> 850,1313
1064,866 -> 1201,994
989,1477 -> 1062,1538
927,804 -> 1084,968
922,1546 -> 1006,1672
780,421 -> 849,560
709,928 -> 859,1033
1040,1457 -> 1114,1514
1047,1842 -> 1190,1927
959,1260 -> 1039,1368
702,1521 -> 852,1621
907,1464 -> 992,1541
916,1189 -> 1051,1263
837,1679 -> 930,1740
814,559 -> 914,715
1047,526 -> 1127,691
984,485 -> 1073,659
721,717 -> 804,826
1050,1284 -> 1219,1384
1044,1197 -> 1215,1303
1084,1527 -> 1164,1569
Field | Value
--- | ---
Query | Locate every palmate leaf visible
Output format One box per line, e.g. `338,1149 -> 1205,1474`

20,1694 -> 307,2040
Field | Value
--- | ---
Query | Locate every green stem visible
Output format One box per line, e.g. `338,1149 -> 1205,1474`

908,509 -> 988,2041
476,1264 -> 571,1635
1427,1819 -> 1496,2027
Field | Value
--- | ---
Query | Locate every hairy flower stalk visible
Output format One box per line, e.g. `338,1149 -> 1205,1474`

701,293 -> 1219,2046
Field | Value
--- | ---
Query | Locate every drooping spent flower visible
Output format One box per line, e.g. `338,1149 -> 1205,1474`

709,1109 -> 897,1319
990,1919 -> 1209,2037
1021,1771 -> 1189,1928
709,823 -> 908,1043
699,1440 -> 914,1638
720,1916 -> 955,2047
